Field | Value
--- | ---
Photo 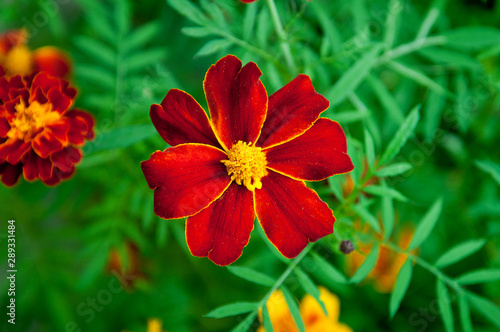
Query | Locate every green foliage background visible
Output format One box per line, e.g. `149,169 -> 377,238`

1,0 -> 500,331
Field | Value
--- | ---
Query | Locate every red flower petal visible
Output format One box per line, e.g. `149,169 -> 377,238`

66,109 -> 95,145
4,140 -> 31,164
204,55 -> 267,150
22,151 -> 39,181
0,162 -> 22,186
141,144 -> 231,220
265,118 -> 354,181
255,170 -> 335,258
43,165 -> 75,186
50,146 -> 81,172
186,182 -> 255,266
151,89 -> 221,148
32,130 -> 64,158
0,118 -> 9,136
32,46 -> 71,78
47,87 -> 73,114
0,30 -> 26,54
257,74 -> 329,148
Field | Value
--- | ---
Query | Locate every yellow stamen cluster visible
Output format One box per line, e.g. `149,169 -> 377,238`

222,141 -> 268,191
8,100 -> 61,141
2,45 -> 33,76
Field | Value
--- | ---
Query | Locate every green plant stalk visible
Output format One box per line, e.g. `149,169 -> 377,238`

265,0 -> 298,74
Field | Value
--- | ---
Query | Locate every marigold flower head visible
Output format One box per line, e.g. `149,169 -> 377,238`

0,29 -> 71,78
258,287 -> 352,332
141,55 -> 353,266
0,70 -> 94,186
107,242 -> 143,289
347,225 -> 415,293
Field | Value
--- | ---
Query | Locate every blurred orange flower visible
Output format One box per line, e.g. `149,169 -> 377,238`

107,242 -> 144,289
0,29 -> 71,78
347,225 -> 415,293
258,287 -> 352,332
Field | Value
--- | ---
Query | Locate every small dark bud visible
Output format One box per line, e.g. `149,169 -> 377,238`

340,240 -> 354,254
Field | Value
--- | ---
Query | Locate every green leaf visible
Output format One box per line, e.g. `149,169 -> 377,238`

409,198 -> 443,250
386,61 -> 453,97
181,26 -> 215,38
423,75 -> 447,139
419,47 -> 481,69
364,128 -> 375,171
227,266 -> 275,287
205,302 -> 258,318
74,36 -> 116,68
242,0 -> 258,41
436,279 -> 454,332
382,190 -> 394,240
125,21 -> 162,51
294,268 -> 327,314
281,286 -> 305,332
350,246 -> 379,284
351,204 -> 381,233
262,302 -> 274,332
378,105 -> 420,166
443,26 -> 500,50
311,253 -> 348,284
475,160 -> 500,185
230,311 -> 258,332
330,110 -> 367,124
456,269 -> 500,285
467,292 -> 500,328
167,0 -> 208,25
363,185 -> 408,202
389,259 -> 413,318
195,39 -> 233,58
383,0 -> 402,50
435,239 -> 487,268
367,74 -> 404,125
458,293 -> 473,332
124,48 -> 168,72
375,163 -> 413,177
75,64 -> 115,88
327,44 -> 383,106
91,124 -> 157,152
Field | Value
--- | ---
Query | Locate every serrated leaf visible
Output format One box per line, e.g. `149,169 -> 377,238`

167,0 -> 208,25
311,253 -> 348,284
125,21 -> 162,51
205,302 -> 258,318
435,239 -> 487,268
378,105 -> 420,166
181,26 -> 215,38
124,48 -> 168,72
352,204 -> 381,233
409,198 -> 443,250
74,36 -> 116,68
364,128 -> 375,171
475,160 -> 500,185
456,269 -> 500,285
443,26 -> 500,50
389,259 -> 413,318
75,65 -> 115,88
281,286 -> 305,332
91,124 -> 157,152
195,39 -> 233,58
375,163 -> 413,177
363,185 -> 408,202
350,246 -> 379,284
227,266 -> 274,287
467,292 -> 500,328
458,293 -> 473,332
294,268 -> 327,314
436,279 -> 454,332
262,302 -> 274,332
327,44 -> 383,107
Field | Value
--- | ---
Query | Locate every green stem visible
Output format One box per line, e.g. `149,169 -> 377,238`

265,0 -> 298,74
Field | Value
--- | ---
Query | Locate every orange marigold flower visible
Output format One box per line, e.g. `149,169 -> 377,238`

347,225 -> 415,293
107,242 -> 144,289
0,70 -> 94,186
0,29 -> 71,78
141,55 -> 353,266
258,287 -> 352,332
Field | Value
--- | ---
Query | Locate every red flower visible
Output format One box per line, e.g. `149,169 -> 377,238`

0,70 -> 94,186
0,29 -> 71,78
141,55 -> 353,266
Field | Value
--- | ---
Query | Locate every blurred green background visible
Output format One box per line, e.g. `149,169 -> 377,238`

1,0 -> 500,331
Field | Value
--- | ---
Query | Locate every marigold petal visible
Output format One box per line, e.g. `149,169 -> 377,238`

204,55 -> 267,150
0,118 -> 10,136
66,109 -> 95,145
32,130 -> 64,158
0,30 -> 27,54
22,150 -> 39,181
265,119 -> 353,181
151,89 -> 221,148
141,144 -> 231,220
50,146 -> 81,172
0,162 -> 22,186
32,46 -> 71,78
255,170 -> 335,258
186,182 -> 254,265
257,74 -> 329,149
4,140 -> 31,164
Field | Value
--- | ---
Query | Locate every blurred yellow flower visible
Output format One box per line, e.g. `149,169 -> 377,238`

258,287 -> 352,332
347,226 -> 415,293
147,318 -> 164,332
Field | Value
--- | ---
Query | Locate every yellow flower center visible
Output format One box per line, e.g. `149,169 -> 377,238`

7,100 -> 61,141
222,141 -> 268,191
2,45 -> 33,76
